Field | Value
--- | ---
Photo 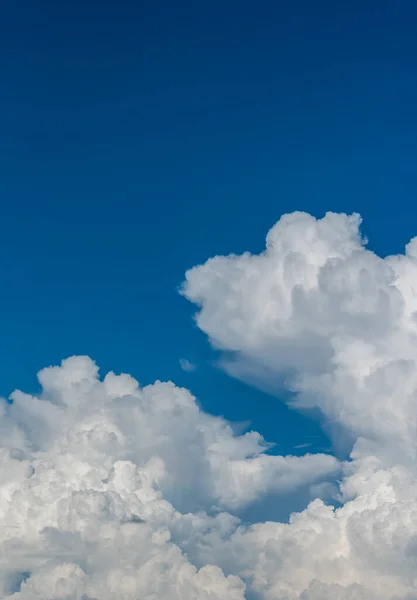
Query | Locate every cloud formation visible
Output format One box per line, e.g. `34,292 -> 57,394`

3,211 -> 417,598
0,355 -> 336,598
182,211 -> 417,598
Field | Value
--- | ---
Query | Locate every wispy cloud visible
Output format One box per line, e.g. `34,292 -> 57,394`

179,358 -> 196,372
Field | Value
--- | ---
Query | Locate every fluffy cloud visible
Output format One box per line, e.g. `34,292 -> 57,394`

181,211 -> 417,599
183,212 -> 417,460
0,355 -> 336,598
4,211 -> 417,599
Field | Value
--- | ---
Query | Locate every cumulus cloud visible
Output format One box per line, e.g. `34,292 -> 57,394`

0,355 -> 336,598
4,211 -> 417,599
181,211 -> 417,599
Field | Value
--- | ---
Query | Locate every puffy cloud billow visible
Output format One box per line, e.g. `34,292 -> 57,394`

3,212 -> 417,598
0,357 -> 336,599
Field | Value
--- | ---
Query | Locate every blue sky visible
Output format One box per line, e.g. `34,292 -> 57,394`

1,0 -> 417,456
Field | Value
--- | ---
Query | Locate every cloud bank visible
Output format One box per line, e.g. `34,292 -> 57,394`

2,211 -> 417,598
0,355 -> 336,599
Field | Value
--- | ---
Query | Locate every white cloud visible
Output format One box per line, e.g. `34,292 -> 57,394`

0,355 -> 336,598
4,211 -> 417,598
181,211 -> 417,599
182,212 -> 417,460
179,358 -> 197,372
